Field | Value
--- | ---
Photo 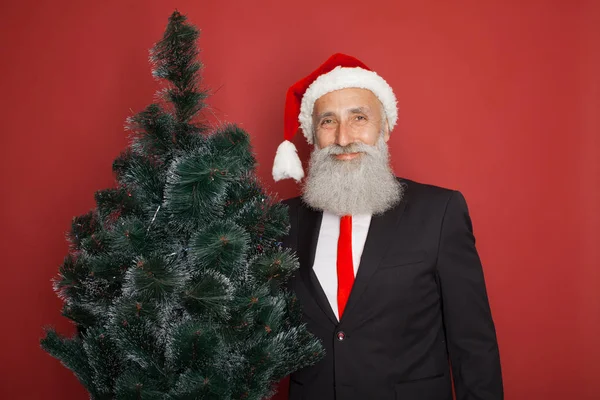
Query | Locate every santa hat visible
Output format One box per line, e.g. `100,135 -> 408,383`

272,53 -> 398,182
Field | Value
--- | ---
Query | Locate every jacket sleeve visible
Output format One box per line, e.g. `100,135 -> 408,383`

436,190 -> 504,399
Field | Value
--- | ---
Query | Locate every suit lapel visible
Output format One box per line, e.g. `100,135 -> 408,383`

297,203 -> 338,325
340,182 -> 409,323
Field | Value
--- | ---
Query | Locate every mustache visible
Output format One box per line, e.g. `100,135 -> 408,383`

318,142 -> 380,156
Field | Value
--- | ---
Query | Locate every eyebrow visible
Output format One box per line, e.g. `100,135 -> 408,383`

348,106 -> 370,114
315,111 -> 336,121
315,107 -> 371,121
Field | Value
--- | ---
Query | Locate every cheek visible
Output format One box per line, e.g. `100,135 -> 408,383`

357,124 -> 381,145
315,129 -> 336,148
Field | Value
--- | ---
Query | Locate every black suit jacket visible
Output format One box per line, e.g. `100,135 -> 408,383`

282,177 -> 503,400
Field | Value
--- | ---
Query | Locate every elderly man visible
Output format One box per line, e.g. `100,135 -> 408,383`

272,54 -> 503,400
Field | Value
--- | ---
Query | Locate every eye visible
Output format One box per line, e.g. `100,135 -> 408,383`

321,118 -> 334,125
355,115 -> 366,121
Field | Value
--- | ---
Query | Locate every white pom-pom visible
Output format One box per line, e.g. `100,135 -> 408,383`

272,140 -> 304,182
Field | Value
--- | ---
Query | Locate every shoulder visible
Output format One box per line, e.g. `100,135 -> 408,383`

278,196 -> 306,244
399,176 -> 457,203
281,196 -> 303,208
279,196 -> 305,227
280,195 -> 304,215
399,177 -> 471,220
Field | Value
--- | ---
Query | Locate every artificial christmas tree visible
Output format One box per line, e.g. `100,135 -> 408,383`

41,11 -> 322,400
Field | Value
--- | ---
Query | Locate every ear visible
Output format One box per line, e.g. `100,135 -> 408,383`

383,120 -> 391,142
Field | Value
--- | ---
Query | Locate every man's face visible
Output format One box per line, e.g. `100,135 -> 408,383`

302,87 -> 402,216
312,87 -> 390,158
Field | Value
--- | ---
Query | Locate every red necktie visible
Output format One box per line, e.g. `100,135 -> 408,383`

337,215 -> 354,319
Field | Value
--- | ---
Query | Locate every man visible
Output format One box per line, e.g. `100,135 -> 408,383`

272,54 -> 503,400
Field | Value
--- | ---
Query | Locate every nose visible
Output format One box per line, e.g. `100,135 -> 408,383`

335,121 -> 352,147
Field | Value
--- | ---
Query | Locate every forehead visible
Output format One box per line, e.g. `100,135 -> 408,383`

313,87 -> 381,114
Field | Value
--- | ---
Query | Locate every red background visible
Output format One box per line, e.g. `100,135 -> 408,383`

1,1 -> 598,399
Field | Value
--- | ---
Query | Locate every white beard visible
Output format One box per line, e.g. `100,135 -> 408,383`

302,135 -> 404,216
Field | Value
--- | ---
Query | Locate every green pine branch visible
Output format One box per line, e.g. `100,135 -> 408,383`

41,10 -> 323,400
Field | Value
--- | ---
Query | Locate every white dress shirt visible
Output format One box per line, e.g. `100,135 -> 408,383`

312,212 -> 372,321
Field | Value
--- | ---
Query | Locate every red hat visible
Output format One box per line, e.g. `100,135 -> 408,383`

272,53 -> 398,182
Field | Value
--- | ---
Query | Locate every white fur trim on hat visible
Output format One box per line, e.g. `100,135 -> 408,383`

298,66 -> 398,144
272,140 -> 304,182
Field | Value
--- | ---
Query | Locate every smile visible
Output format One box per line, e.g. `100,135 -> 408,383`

334,152 -> 362,161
